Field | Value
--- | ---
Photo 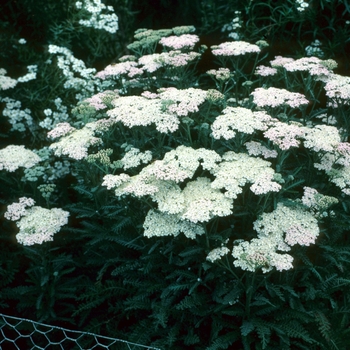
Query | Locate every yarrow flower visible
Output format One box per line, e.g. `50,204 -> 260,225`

47,122 -> 76,139
206,247 -> 230,263
211,41 -> 260,56
159,34 -> 199,50
121,147 -> 152,170
251,87 -> 309,108
5,198 -> 69,246
254,65 -> 278,77
0,145 -> 41,172
206,68 -> 232,81
211,107 -> 276,140
49,122 -> 102,160
245,141 -> 278,159
0,68 -> 17,90
324,74 -> 350,106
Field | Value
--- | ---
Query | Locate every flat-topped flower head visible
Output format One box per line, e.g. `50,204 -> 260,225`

0,69 -> 17,90
211,41 -> 260,56
211,152 -> 281,198
245,141 -> 278,159
254,65 -> 278,77
0,145 -> 41,172
47,122 -> 76,139
303,125 -> 341,152
5,198 -> 69,245
264,121 -> 305,150
85,90 -> 118,110
49,122 -> 102,160
251,87 -> 309,108
121,147 -> 152,170
324,74 -> 350,106
206,247 -> 230,263
159,34 -> 199,50
211,106 -> 276,140
138,51 -> 200,72
270,56 -> 295,68
158,87 -> 208,116
95,61 -> 140,79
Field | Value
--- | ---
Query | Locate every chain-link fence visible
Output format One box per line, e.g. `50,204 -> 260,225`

0,313 -> 161,350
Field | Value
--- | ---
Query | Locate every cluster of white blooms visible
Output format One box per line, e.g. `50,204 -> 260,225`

96,61 -> 141,80
17,65 -> 37,83
303,125 -> 341,152
48,45 -> 97,100
245,141 -> 278,159
301,186 -> 338,217
40,98 -> 70,130
105,88 -> 208,133
233,202 -> 319,273
221,11 -> 242,40
159,34 -> 199,50
254,65 -> 278,77
0,68 -> 17,90
211,152 -> 281,198
47,122 -> 76,139
327,167 -> 350,195
295,0 -> 309,11
305,40 -> 324,58
324,74 -> 350,106
206,247 -> 230,263
232,236 -> 294,273
85,90 -> 118,110
211,41 -> 260,56
75,0 -> 118,33
49,122 -> 102,160
5,198 -> 69,246
143,209 -> 205,239
0,97 -> 33,132
121,147 -> 152,170
18,38 -> 26,44
206,68 -> 232,81
4,197 -> 35,221
158,87 -> 208,116
106,95 -> 180,133
211,107 -> 276,140
251,87 -> 309,108
254,203 -> 319,247
0,145 -> 41,172
139,51 -> 201,72
264,121 -> 305,150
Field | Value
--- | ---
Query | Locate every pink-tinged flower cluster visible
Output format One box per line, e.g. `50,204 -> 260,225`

251,87 -> 309,108
211,41 -> 260,56
282,56 -> 334,77
96,61 -> 141,80
47,122 -> 76,139
84,90 -> 118,110
270,56 -> 295,67
254,65 -> 278,77
264,122 -> 305,150
0,145 -> 41,172
159,34 -> 199,50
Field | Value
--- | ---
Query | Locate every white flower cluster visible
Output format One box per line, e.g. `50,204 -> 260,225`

245,141 -> 278,159
48,45 -> 97,101
121,147 -> 152,170
206,68 -> 232,81
211,41 -> 260,56
17,65 -> 37,83
301,187 -> 338,218
5,197 -> 69,246
143,209 -> 205,239
251,87 -> 309,108
75,0 -> 118,33
211,106 -> 276,140
233,203 -> 319,272
221,11 -> 242,40
0,145 -> 41,172
211,152 -> 281,198
324,74 -> 350,106
49,121 -> 102,160
159,34 -> 199,50
295,0 -> 309,12
305,40 -> 324,58
0,68 -> 17,90
206,247 -> 230,263
105,87 -> 208,133
0,97 -> 33,132
39,97 -> 70,130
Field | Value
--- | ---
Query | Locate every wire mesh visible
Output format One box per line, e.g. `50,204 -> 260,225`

0,313 -> 161,350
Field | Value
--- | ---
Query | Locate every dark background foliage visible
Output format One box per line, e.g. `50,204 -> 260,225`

1,0 -> 350,349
